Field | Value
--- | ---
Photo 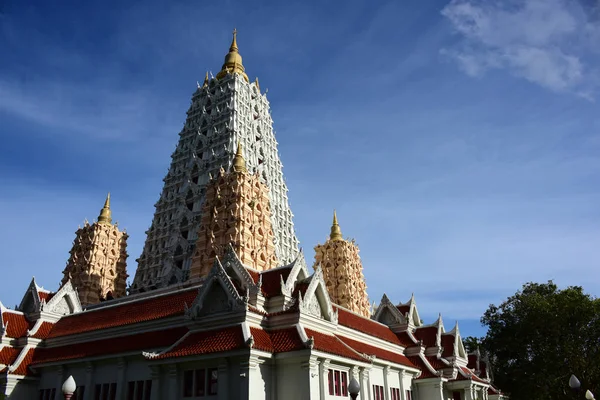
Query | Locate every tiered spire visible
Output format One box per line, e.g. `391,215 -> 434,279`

62,194 -> 128,306
314,210 -> 371,317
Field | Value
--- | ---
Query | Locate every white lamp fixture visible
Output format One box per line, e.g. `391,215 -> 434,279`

585,390 -> 595,400
62,376 -> 76,399
348,377 -> 361,400
570,375 -> 582,389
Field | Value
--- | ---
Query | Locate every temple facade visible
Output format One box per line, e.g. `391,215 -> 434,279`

0,31 -> 506,400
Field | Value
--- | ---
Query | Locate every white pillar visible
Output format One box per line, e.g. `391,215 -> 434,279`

383,366 -> 390,399
116,357 -> 126,400
54,366 -> 64,400
218,358 -> 229,400
399,371 -> 406,400
149,366 -> 161,400
167,365 -> 178,398
319,359 -> 331,399
301,355 -> 319,399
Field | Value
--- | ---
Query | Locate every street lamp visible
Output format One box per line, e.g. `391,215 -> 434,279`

348,377 -> 361,400
569,375 -> 595,400
61,376 -> 76,400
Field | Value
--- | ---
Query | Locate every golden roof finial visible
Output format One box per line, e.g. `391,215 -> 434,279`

216,29 -> 249,82
97,193 -> 112,224
330,210 -> 343,241
203,71 -> 209,87
232,142 -> 247,173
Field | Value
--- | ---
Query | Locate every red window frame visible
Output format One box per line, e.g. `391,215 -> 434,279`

334,370 -> 341,396
328,369 -> 334,395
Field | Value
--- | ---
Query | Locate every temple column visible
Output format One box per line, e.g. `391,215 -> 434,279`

319,359 -> 331,398
149,366 -> 161,400
54,365 -> 64,400
218,358 -> 229,399
116,357 -> 126,400
301,355 -> 319,399
359,367 -> 371,400
167,365 -> 178,397
383,366 -> 390,399
399,370 -> 406,400
83,362 -> 93,400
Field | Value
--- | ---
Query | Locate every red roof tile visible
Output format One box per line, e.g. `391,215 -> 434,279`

408,356 -> 437,379
414,326 -> 438,347
337,335 -> 416,368
33,327 -> 187,365
47,288 -> 198,338
31,322 -> 54,339
250,327 -> 304,353
488,386 -> 499,395
396,331 -> 417,347
467,354 -> 477,369
38,292 -> 55,303
441,334 -> 455,357
259,267 -> 292,298
335,306 -> 403,346
425,356 -> 448,370
11,348 -> 35,376
0,346 -> 21,365
305,328 -> 366,362
396,305 -> 410,316
456,366 -> 487,383
154,325 -> 244,360
1,311 -> 32,338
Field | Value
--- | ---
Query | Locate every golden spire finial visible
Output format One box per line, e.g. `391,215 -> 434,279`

203,71 -> 209,87
330,210 -> 343,241
97,193 -> 112,224
232,142 -> 247,173
216,29 -> 249,82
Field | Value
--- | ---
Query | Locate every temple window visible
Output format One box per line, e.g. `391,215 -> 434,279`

453,392 -> 462,400
126,380 -> 152,400
183,368 -> 217,397
38,388 -> 56,400
94,382 -> 117,400
327,369 -> 348,396
406,390 -> 413,400
372,385 -> 384,400
391,388 -> 401,400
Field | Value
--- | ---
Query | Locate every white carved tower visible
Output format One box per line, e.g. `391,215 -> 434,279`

131,30 -> 299,292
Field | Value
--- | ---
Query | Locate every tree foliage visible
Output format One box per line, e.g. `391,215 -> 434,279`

476,281 -> 600,400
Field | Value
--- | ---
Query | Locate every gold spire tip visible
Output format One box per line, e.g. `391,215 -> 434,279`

232,142 -> 247,173
330,210 -> 343,241
98,192 -> 112,224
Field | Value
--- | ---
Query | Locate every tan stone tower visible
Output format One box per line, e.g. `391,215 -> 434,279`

61,194 -> 129,306
313,211 -> 371,317
189,143 -> 279,280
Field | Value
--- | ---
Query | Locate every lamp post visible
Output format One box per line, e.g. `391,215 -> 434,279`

348,377 -> 361,400
569,375 -> 596,400
62,375 -> 76,400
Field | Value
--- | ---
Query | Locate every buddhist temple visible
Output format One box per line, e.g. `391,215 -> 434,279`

0,31 -> 506,400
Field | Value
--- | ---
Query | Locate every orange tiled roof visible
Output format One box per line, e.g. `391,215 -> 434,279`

32,327 -> 187,365
31,322 -> 54,339
38,292 -> 55,303
11,347 -> 35,376
396,331 -> 417,347
335,306 -> 403,346
47,288 -> 198,338
0,346 -> 21,365
153,325 -> 244,360
305,328 -> 367,361
250,327 -> 305,353
1,311 -> 32,338
337,335 -> 417,368
425,356 -> 448,370
456,366 -> 488,383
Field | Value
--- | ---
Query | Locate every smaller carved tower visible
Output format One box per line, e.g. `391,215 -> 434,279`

61,194 -> 129,306
189,143 -> 279,280
313,211 -> 371,317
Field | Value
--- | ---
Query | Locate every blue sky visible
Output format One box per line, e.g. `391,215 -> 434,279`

1,0 -> 599,338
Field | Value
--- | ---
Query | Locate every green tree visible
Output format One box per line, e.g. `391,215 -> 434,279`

463,336 -> 483,353
478,281 -> 600,400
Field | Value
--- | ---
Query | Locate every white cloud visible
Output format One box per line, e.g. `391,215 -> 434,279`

441,0 -> 600,96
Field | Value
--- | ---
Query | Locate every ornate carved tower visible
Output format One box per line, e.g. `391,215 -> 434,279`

132,30 -> 299,292
61,194 -> 129,306
189,143 -> 278,279
313,211 -> 371,317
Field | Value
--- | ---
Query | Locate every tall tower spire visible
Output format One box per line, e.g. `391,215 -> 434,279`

62,194 -> 129,306
97,193 -> 112,224
314,211 -> 371,317
132,31 -> 299,292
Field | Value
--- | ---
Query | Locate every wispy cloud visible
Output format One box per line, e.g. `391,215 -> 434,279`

441,0 -> 600,98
